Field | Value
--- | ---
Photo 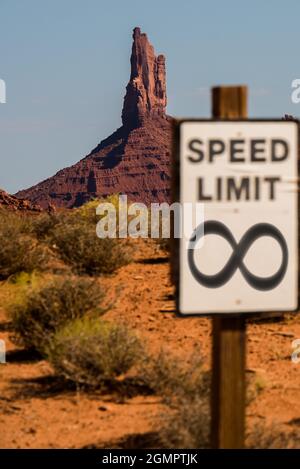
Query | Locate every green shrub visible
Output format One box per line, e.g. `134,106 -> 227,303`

10,276 -> 106,353
0,211 -> 49,279
75,194 -> 124,225
51,221 -> 132,275
46,317 -> 142,387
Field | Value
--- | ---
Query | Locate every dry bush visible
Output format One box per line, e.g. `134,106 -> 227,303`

2,199 -> 133,277
46,317 -> 143,388
10,276 -> 106,354
0,208 -> 31,232
140,350 -> 297,449
29,212 -> 63,240
160,397 -> 210,449
28,198 -> 110,238
139,349 -> 210,448
51,221 -> 132,275
30,197 -> 134,276
0,210 -> 49,279
140,349 -> 207,402
246,422 -> 300,449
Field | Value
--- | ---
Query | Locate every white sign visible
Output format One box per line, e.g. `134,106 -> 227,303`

178,120 -> 298,315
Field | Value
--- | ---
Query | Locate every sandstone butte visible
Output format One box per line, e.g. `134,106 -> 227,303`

15,27 -> 173,209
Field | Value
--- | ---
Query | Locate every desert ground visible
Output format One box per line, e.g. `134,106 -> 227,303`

1,236 -> 300,449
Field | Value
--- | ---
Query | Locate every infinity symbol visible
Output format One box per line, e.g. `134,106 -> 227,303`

188,221 -> 288,291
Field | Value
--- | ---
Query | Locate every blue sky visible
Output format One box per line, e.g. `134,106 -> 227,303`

0,0 -> 300,193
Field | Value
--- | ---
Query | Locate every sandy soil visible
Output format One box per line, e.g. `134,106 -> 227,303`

1,239 -> 300,448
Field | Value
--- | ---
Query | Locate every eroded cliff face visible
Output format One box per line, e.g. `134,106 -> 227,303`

16,27 -> 172,208
122,27 -> 167,128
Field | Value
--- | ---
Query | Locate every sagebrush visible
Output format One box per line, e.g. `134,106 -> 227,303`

140,349 -> 210,448
0,210 -> 49,279
47,317 -> 143,387
10,276 -> 106,353
51,220 -> 132,275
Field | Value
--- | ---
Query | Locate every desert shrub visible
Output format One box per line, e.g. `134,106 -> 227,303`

75,199 -> 101,224
29,212 -> 61,240
27,195 -> 122,239
29,210 -> 82,241
27,197 -> 132,275
141,351 -> 296,449
8,271 -> 41,290
77,194 -> 144,239
246,422 -> 300,449
140,349 -> 208,403
73,194 -> 123,225
165,412 -> 300,449
60,194 -> 122,229
143,352 -> 280,448
51,221 -> 132,275
0,211 -> 49,279
46,317 -> 143,388
0,235 -> 48,280
0,207 -> 33,232
10,276 -> 106,353
140,349 -> 210,448
160,395 -> 210,449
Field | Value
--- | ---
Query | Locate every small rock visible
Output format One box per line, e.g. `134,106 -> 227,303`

246,367 -> 266,374
24,427 -> 36,435
98,406 -> 109,412
272,331 -> 294,338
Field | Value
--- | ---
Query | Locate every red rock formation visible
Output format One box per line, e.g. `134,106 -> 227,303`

0,189 -> 41,212
122,27 -> 167,128
16,27 -> 172,208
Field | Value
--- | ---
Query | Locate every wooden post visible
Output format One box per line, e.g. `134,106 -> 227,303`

210,85 -> 247,449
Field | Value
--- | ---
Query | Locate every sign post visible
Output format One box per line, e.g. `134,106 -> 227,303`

211,86 -> 247,449
172,85 -> 298,448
